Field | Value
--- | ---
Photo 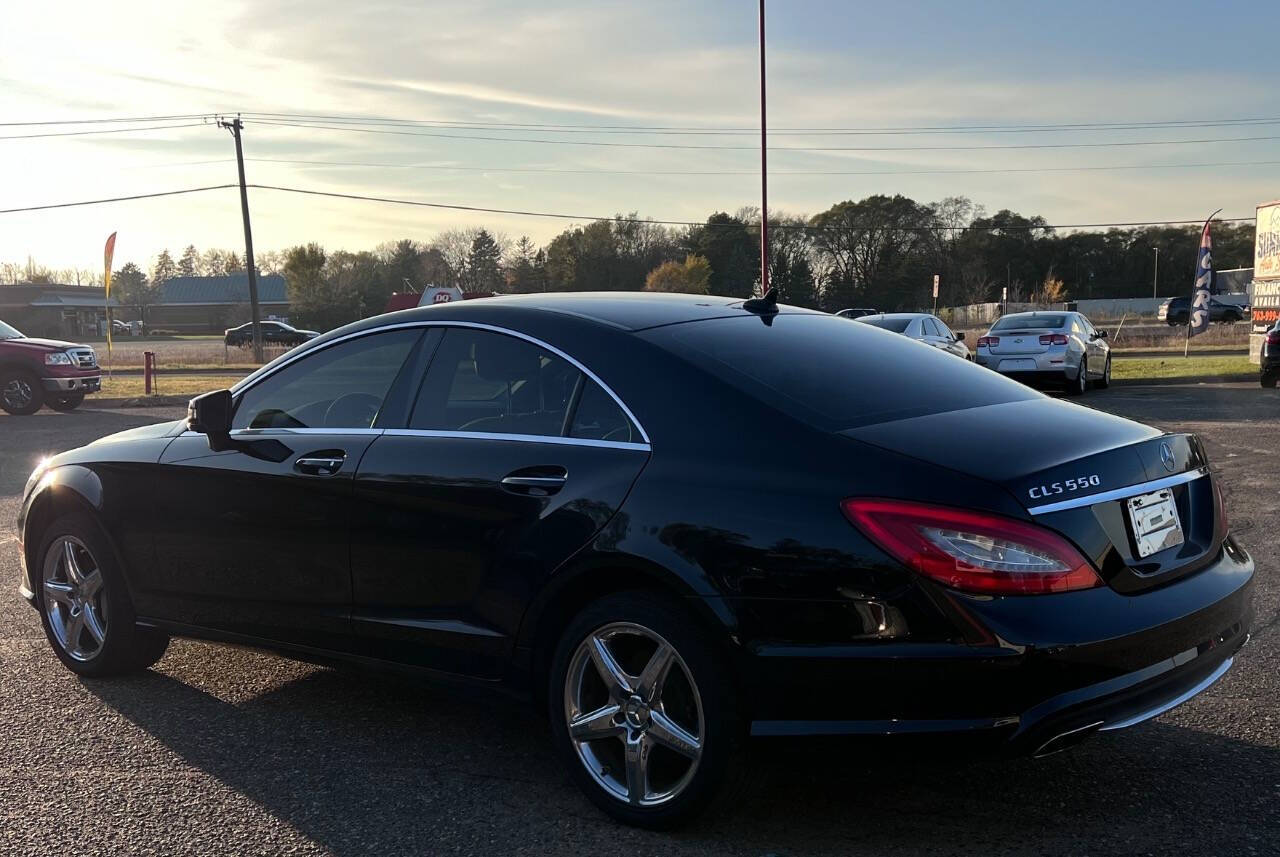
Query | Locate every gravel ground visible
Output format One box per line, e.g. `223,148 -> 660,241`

0,390 -> 1276,856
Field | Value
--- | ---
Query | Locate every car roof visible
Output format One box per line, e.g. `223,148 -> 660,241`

361,291 -> 822,332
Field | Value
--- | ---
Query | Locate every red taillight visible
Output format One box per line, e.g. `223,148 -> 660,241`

977,335 -> 999,347
840,498 -> 1101,595
1039,334 -> 1069,345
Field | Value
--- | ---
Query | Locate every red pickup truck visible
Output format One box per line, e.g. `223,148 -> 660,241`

0,319 -> 101,415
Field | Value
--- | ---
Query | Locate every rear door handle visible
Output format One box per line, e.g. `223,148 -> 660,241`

295,452 -> 346,476
501,466 -> 568,495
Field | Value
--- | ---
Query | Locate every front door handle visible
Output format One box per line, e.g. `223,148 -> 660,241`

501,466 -> 568,496
295,452 -> 346,476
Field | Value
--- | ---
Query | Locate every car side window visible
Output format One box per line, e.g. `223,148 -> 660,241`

411,328 -> 581,437
232,329 -> 420,430
935,319 -> 955,340
570,379 -> 639,443
923,318 -> 942,337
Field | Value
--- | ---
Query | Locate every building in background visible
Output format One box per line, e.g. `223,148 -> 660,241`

0,285 -> 117,338
142,274 -> 290,332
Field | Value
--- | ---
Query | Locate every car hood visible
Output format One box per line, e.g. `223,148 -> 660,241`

89,419 -> 186,446
4,336 -> 88,351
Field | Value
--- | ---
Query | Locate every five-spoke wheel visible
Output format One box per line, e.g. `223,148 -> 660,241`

550,592 -> 742,829
564,622 -> 704,807
42,536 -> 109,661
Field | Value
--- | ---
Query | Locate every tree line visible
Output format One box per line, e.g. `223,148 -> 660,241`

4,194 -> 1257,332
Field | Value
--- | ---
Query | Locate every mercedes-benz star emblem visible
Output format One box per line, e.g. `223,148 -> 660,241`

1160,441 -> 1177,472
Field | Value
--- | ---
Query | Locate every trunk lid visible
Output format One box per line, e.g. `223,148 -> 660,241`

987,328 -> 1056,355
842,397 -> 1221,592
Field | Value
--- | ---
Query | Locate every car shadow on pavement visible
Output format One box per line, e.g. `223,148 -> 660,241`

86,647 -> 1279,856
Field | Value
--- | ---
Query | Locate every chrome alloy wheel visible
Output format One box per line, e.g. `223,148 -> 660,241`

2,377 -> 34,411
41,536 -> 108,662
564,622 -> 704,807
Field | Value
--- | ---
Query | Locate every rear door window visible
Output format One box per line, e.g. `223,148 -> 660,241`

411,328 -> 581,437
643,314 -> 1036,430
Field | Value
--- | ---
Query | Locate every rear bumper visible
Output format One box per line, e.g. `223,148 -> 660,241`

740,538 -> 1254,749
980,368 -> 1072,388
41,375 -> 100,393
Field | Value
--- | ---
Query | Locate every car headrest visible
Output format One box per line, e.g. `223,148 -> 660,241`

472,334 -> 540,382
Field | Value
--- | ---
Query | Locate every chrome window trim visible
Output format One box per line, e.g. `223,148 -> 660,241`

180,428 -> 385,439
229,319 -> 651,445
383,428 -> 650,452
1026,466 -> 1209,515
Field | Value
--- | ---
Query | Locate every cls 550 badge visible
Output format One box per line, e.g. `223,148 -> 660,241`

1029,475 -> 1102,500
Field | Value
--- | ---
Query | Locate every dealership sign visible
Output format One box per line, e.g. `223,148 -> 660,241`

1254,201 -> 1280,334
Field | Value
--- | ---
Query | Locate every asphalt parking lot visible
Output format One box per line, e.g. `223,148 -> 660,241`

1,387 -> 1276,856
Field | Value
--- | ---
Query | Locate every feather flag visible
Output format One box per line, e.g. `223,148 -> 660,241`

1187,213 -> 1219,340
103,232 -> 117,361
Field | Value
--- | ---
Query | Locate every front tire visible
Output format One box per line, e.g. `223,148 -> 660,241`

47,393 -> 85,412
35,513 -> 169,677
1,368 -> 43,415
547,591 -> 744,829
1263,373 -> 1278,389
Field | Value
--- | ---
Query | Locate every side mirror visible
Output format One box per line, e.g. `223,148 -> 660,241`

187,389 -> 233,438
955,331 -> 966,342
1096,330 -> 1109,340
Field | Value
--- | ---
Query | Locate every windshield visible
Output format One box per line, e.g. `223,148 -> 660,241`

644,314 -> 1036,431
857,317 -> 912,333
0,320 -> 24,340
992,314 -> 1066,331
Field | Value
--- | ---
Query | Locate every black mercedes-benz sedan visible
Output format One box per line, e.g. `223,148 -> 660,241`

16,292 -> 1253,828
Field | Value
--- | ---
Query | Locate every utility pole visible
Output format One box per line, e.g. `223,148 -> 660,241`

217,115 -> 264,364
1152,247 -> 1159,299
758,0 -> 769,298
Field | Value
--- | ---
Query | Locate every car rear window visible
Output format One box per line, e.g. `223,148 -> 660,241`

991,314 -> 1066,330
642,314 -> 1037,430
857,317 -> 912,333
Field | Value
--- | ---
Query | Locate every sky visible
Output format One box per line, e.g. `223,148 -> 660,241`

3,0 -> 1280,273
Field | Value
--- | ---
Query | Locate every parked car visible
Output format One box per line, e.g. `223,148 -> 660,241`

1157,296 -> 1248,326
18,293 -> 1252,828
834,307 -> 878,319
976,311 -> 1111,395
854,312 -> 971,360
224,320 -> 319,348
0,319 -> 100,415
110,319 -> 134,337
1261,321 -> 1280,388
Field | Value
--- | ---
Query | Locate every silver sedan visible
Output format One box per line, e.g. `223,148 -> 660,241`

853,312 -> 971,360
975,311 -> 1112,395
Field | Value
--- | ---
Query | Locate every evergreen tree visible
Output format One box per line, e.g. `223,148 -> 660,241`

178,245 -> 199,277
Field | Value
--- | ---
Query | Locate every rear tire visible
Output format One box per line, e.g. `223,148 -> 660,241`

547,591 -> 745,829
1064,357 -> 1088,396
1,368 -> 43,415
1097,356 -> 1112,389
1263,374 -> 1278,389
47,393 -> 85,412
34,512 -> 169,677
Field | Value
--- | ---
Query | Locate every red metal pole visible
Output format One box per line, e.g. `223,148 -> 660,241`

758,0 -> 769,297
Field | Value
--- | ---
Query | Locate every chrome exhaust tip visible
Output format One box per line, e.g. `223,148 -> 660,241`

1032,720 -> 1104,758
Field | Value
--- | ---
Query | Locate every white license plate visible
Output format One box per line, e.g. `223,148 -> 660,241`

1126,488 -> 1184,558
999,359 -> 1038,371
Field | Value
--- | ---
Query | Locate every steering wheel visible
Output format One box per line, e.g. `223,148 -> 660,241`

323,392 -> 382,428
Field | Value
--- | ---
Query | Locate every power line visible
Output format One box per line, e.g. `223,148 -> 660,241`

245,118 -> 1280,152
243,183 -> 1254,231
0,113 -> 214,127
240,155 -> 1280,178
0,185 -> 237,214
0,180 -> 1254,231
240,110 -> 1280,136
0,122 -> 210,141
